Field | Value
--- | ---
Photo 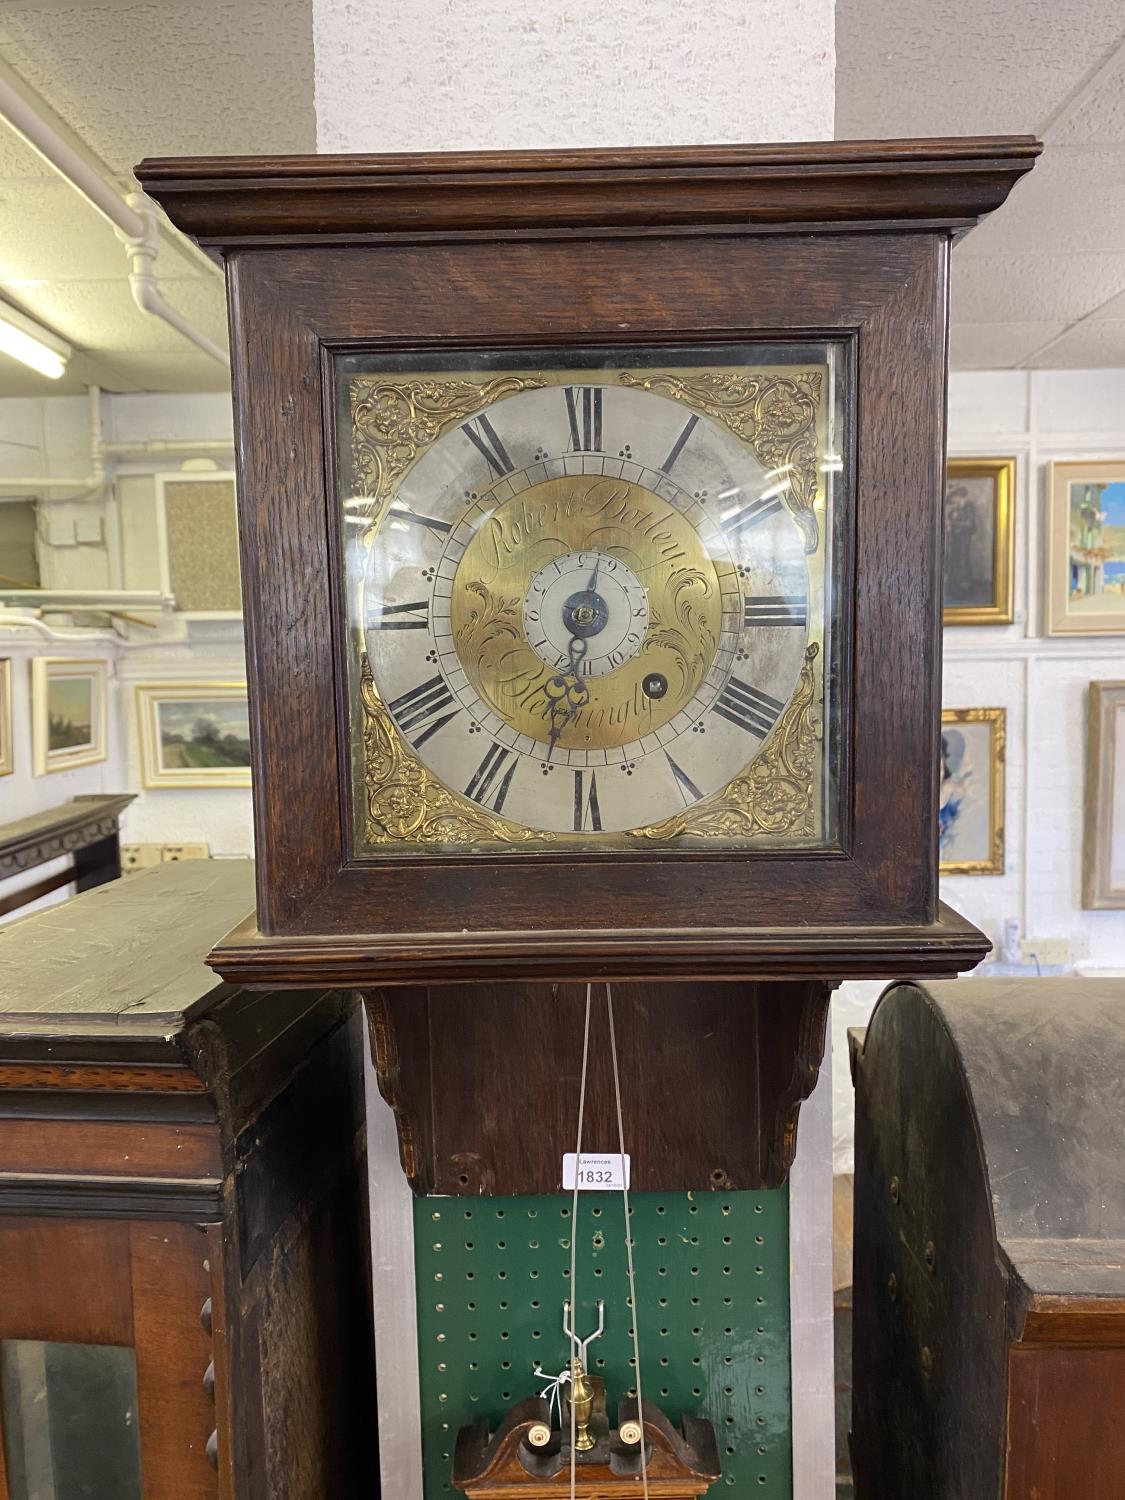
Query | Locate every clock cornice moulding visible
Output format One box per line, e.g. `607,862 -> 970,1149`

136,136 -> 1041,248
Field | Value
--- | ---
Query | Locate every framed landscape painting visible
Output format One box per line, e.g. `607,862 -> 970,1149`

939,708 -> 1005,875
943,457 -> 1015,624
31,658 -> 108,775
1083,681 -> 1125,909
1047,459 -> 1125,635
136,683 -> 251,789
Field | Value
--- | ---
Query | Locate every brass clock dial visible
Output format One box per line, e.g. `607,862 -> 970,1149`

339,348 -> 843,850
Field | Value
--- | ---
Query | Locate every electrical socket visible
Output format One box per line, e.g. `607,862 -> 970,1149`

161,844 -> 210,862
1020,938 -> 1071,968
120,843 -> 162,872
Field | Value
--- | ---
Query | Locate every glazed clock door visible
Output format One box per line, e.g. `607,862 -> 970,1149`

335,343 -> 847,855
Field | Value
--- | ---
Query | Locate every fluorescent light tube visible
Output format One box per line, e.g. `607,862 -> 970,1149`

0,301 -> 70,380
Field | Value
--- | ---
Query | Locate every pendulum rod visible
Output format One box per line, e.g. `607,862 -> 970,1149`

568,983 -> 593,1500
606,981 -> 650,1500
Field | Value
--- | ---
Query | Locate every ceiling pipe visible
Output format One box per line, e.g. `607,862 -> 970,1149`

0,74 -> 229,369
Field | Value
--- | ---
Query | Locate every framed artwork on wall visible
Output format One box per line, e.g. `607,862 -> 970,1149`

1047,459 -> 1125,635
30,658 -> 108,776
943,457 -> 1015,624
939,707 -> 1005,875
0,658 -> 12,776
156,473 -> 242,617
136,682 -> 251,788
1083,680 -> 1125,909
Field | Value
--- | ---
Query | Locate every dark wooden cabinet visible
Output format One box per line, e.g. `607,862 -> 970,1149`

0,862 -> 376,1499
851,978 -> 1125,1498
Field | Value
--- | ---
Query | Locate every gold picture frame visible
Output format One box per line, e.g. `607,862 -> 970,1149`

1047,459 -> 1125,636
30,657 -> 108,776
136,682 -> 251,789
0,659 -> 12,777
943,457 -> 1015,624
939,707 -> 1005,874
1083,681 -> 1125,909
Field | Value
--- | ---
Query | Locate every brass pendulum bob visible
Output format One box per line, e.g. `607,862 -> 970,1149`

569,1356 -> 596,1452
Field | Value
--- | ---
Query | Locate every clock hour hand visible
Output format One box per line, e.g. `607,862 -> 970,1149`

544,636 -> 589,761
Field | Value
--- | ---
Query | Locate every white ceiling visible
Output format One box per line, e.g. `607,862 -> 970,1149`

0,0 -> 1123,392
836,0 -> 1125,369
0,0 -> 315,397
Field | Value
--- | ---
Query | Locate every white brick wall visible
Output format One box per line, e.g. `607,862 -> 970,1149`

832,368 -> 1125,1172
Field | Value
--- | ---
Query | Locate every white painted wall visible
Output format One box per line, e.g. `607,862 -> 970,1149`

313,0 -> 836,154
832,367 -> 1125,1173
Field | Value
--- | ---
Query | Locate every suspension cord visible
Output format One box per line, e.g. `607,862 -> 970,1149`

568,983 -> 593,1500
606,981 -> 650,1500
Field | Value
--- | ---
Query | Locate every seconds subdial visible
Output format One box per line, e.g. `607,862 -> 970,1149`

522,550 -> 650,677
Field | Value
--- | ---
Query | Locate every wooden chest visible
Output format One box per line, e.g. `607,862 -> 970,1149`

0,861 -> 376,1499
851,978 -> 1125,1498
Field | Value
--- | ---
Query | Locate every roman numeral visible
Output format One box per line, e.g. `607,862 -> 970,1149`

369,599 -> 430,630
666,753 -> 703,807
721,496 -> 783,537
573,770 -> 602,832
393,508 -> 452,536
464,743 -> 518,813
713,677 -> 785,739
461,413 -> 514,478
387,675 -> 459,747
565,386 -> 603,452
743,595 -> 807,628
660,413 -> 699,474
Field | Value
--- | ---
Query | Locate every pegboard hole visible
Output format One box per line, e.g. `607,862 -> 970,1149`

495,1210 -> 505,1219
497,1271 -> 507,1280
432,1211 -> 441,1221
527,1209 -> 537,1218
458,1174 -> 470,1186
501,1361 -> 511,1370
466,1302 -> 476,1311
656,1205 -> 666,1214
497,1241 -> 506,1249
692,1386 -> 701,1397
754,1203 -> 764,1214
722,1204 -> 732,1215
689,1205 -> 699,1215
755,1235 -> 764,1245
726,1446 -> 735,1456
723,1236 -> 732,1245
725,1417 -> 735,1427
499,1331 -> 509,1340
592,1207 -> 602,1217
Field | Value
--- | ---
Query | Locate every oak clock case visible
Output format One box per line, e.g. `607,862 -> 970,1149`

339,343 -> 845,852
134,140 -> 1037,1500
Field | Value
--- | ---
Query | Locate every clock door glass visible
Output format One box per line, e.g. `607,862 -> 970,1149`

334,343 -> 848,853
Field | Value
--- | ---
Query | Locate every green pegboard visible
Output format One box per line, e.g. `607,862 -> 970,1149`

415,1190 -> 791,1497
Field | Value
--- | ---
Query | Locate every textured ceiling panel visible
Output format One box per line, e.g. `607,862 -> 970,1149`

951,253 -> 1125,327
1027,320 -> 1125,368
836,0 -> 1125,369
0,0 -> 316,171
948,322 -> 1069,370
958,148 -> 1125,255
1052,49 -> 1125,145
835,0 -> 1125,138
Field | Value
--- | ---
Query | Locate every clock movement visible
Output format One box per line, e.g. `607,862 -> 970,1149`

137,137 -> 1038,1498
